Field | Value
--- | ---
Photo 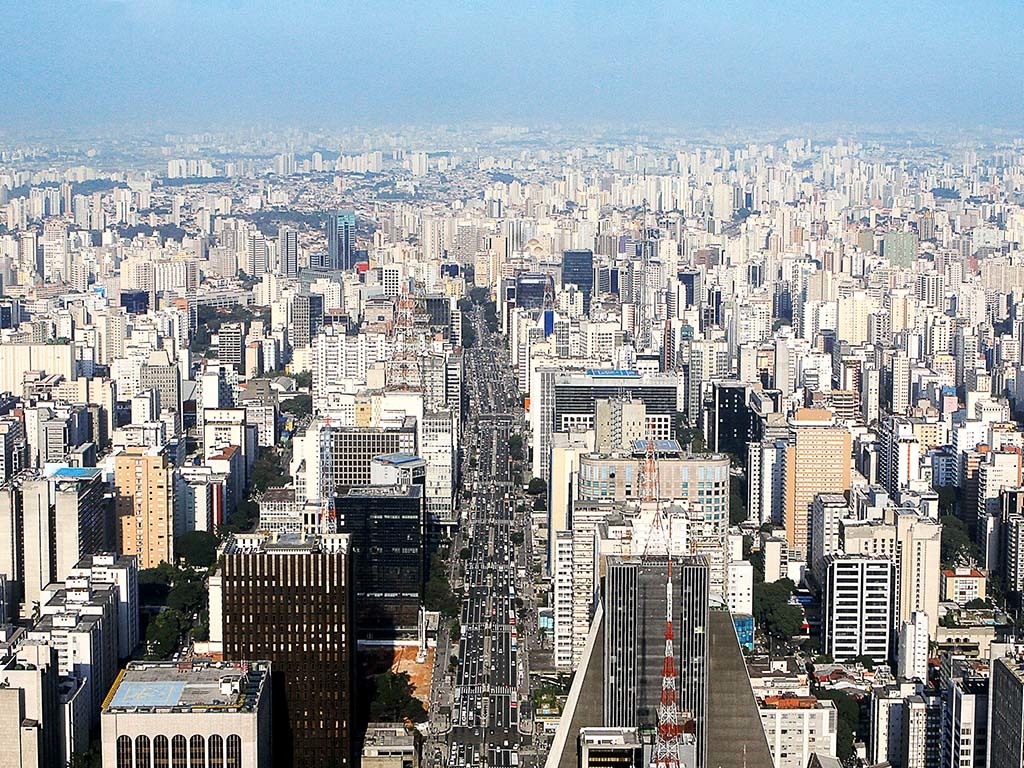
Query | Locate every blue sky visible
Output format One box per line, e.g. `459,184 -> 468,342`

3,0 -> 1022,130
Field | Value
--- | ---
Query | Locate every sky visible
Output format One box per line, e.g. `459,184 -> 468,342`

3,0 -> 1023,132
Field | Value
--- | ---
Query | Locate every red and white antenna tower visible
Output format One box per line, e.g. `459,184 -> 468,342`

640,431 -> 683,768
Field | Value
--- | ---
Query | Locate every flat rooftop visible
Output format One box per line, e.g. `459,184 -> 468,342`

104,660 -> 269,714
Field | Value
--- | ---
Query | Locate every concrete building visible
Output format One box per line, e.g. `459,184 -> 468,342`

783,409 -> 852,562
758,695 -> 838,768
114,448 -> 174,569
823,555 -> 894,664
989,651 -> 1024,768
211,532 -> 353,768
361,723 -> 420,768
101,660 -> 271,768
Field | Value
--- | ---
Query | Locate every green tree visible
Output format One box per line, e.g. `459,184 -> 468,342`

510,531 -> 525,546
527,477 -> 547,496
175,531 -> 219,568
368,671 -> 428,723
292,371 -> 312,389
941,515 -> 979,567
729,474 -> 748,526
167,580 -> 207,618
280,394 -> 312,418
145,609 -> 186,660
533,496 -> 547,511
753,578 -> 803,651
815,689 -> 861,760
509,435 -> 524,462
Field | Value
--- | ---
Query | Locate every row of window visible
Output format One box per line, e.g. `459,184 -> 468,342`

115,734 -> 243,768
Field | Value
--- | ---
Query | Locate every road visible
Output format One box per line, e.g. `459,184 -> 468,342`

434,305 -> 533,768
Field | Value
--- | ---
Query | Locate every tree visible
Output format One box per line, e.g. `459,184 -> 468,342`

815,689 -> 860,760
509,435 -> 524,462
145,609 -> 186,660
167,580 -> 207,618
280,394 -> 312,418
941,515 -> 979,567
527,477 -> 547,496
965,597 -> 988,610
368,671 -> 428,723
251,450 -> 291,492
292,371 -> 312,389
175,531 -> 219,568
533,496 -> 547,511
510,531 -> 525,546
753,578 -> 803,651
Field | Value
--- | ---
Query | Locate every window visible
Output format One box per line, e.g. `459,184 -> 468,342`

172,735 -> 187,768
154,736 -> 169,768
209,735 -> 224,768
117,736 -> 133,768
226,735 -> 242,768
190,735 -> 205,768
135,735 -> 151,768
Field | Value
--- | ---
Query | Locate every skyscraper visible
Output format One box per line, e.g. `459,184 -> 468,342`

114,448 -> 174,569
782,409 -> 852,562
214,532 -> 354,768
562,249 -> 595,312
279,226 -> 299,277
604,556 -> 709,768
334,484 -> 424,635
326,210 -> 356,271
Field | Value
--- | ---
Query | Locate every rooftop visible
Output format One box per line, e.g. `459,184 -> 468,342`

51,466 -> 102,481
103,660 -> 269,714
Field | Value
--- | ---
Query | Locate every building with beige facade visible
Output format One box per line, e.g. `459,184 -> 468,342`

114,448 -> 174,568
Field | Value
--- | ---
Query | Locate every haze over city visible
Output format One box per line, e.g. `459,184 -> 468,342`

4,0 -> 1024,131
2,3 -> 1024,768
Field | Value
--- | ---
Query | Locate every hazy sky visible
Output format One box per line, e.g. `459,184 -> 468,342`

5,0 -> 1023,131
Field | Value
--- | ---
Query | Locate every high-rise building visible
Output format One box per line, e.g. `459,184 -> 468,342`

334,485 -> 424,634
562,249 -> 595,312
604,556 -> 709,768
218,322 -> 245,372
940,672 -> 988,768
114,448 -> 174,569
783,409 -> 852,562
758,695 -> 838,768
326,210 -> 356,271
213,532 -> 354,768
279,226 -> 299,278
989,651 -> 1024,768
823,554 -> 894,664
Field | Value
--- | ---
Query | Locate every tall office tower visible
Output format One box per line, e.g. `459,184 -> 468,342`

977,451 -> 1022,570
687,338 -> 729,424
707,381 -> 756,457
114,448 -> 174,569
334,485 -> 424,635
278,226 -> 299,278
940,671 -> 989,768
326,209 -> 356,270
0,645 -> 62,767
594,398 -> 647,453
823,555 -> 894,664
604,556 -> 709,768
102,660 -> 272,768
870,682 -> 918,766
783,409 -> 851,562
883,231 -> 919,267
218,322 -> 245,372
515,271 -> 554,309
245,232 -> 269,276
889,353 -> 911,415
290,292 -> 324,349
214,532 -> 354,768
989,648 -> 1024,768
903,692 -> 942,768
878,416 -> 922,501
897,611 -> 929,681
1001,488 -> 1024,600
562,249 -> 595,312
553,370 -> 678,439
139,349 -> 182,422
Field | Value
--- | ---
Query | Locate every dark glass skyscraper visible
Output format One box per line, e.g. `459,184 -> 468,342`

561,249 -> 595,311
219,532 -> 354,768
334,484 -> 425,635
515,271 -> 553,309
326,209 -> 356,270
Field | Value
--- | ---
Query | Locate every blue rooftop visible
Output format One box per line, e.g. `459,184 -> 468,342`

52,467 -> 102,480
373,452 -> 423,465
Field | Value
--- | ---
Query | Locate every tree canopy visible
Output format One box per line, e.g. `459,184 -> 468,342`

368,671 -> 428,723
175,531 -> 219,568
753,578 -> 803,651
940,515 -> 979,568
